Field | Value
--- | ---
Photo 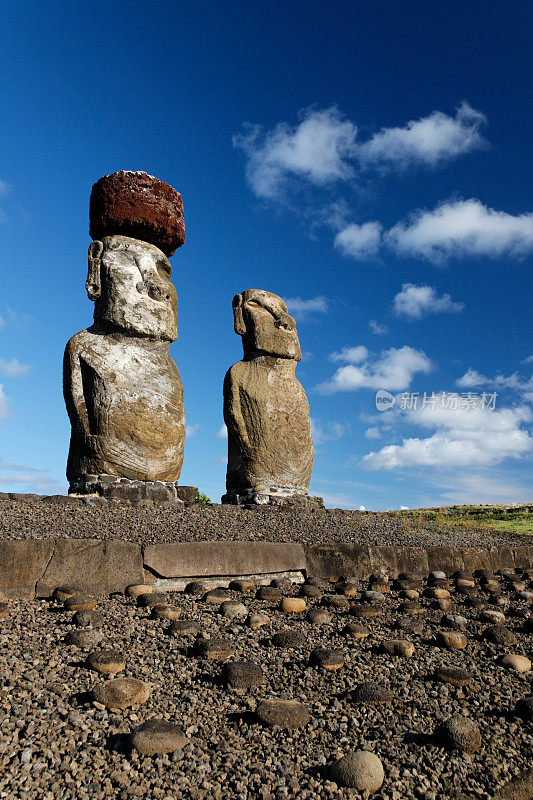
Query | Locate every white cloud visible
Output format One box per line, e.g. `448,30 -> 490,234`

393,283 -> 465,319
0,385 -> 8,418
285,295 -> 329,320
232,106 -> 357,199
365,426 -> 382,440
357,102 -> 486,169
334,221 -> 382,259
211,455 -> 228,465
329,345 -> 368,364
216,424 -> 228,439
524,355 -> 533,364
369,319 -> 389,335
400,505 -> 410,510
0,357 -> 31,377
387,199 -> 533,263
457,367 -> 533,394
187,423 -> 200,436
0,315 -> 5,330
437,472 -> 533,505
311,418 -> 349,445
318,345 -> 433,394
362,399 -> 533,469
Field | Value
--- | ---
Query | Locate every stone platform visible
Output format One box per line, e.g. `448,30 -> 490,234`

1,537 -> 531,600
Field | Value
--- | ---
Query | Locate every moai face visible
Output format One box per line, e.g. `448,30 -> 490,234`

233,289 -> 302,360
86,235 -> 178,341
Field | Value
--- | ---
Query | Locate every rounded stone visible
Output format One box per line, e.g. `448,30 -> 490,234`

229,579 -> 256,593
402,589 -> 420,600
498,654 -> 531,673
300,584 -> 323,599
86,649 -> 126,675
343,622 -> 370,640
257,586 -> 282,603
349,683 -> 393,705
306,577 -> 329,589
351,603 -> 382,619
382,639 -> 415,657
481,609 -> 506,625
310,647 -> 344,670
323,594 -> 350,611
362,590 -> 385,604
64,595 -> 97,612
329,750 -> 384,793
436,631 -> 467,650
73,610 -> 104,628
89,171 -> 185,257
137,592 -> 168,608
431,571 -> 447,580
194,637 -> 234,660
441,613 -> 468,630
129,718 -> 187,755
221,660 -> 265,690
280,597 -> 306,613
256,699 -> 310,729
92,677 -> 151,709
307,608 -> 332,626
440,716 -> 481,753
398,601 -> 425,615
0,602 -> 9,620
272,629 -> 306,649
220,600 -> 248,619
64,629 -> 103,648
184,581 -> 208,595
246,613 -> 271,630
342,582 -> 359,597
434,666 -> 473,687
482,625 -> 518,646
53,586 -> 82,602
126,584 -> 153,599
426,587 -> 451,599
151,604 -> 181,621
167,619 -> 200,637
203,588 -> 232,604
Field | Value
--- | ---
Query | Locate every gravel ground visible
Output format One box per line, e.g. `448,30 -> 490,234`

0,493 -> 531,547
0,570 -> 532,799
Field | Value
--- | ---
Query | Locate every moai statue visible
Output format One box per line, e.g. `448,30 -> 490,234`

222,289 -> 323,508
63,171 -> 186,502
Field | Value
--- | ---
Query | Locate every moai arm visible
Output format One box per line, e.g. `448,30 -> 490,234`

63,335 -> 91,446
223,365 -> 251,451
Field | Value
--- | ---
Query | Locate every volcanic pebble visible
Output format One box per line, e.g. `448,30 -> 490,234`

229,579 -> 256,593
221,660 -> 265,690
53,586 -> 81,602
256,699 -> 310,729
73,610 -> 104,628
167,619 -> 201,637
272,629 -> 306,648
256,586 -> 282,603
246,613 -> 271,630
382,639 -> 415,657
151,604 -> 181,621
64,595 -> 97,612
329,750 -> 384,793
497,768 -> 533,800
64,629 -> 103,648
194,637 -> 235,660
482,625 -> 518,646
86,649 -> 126,675
323,595 -> 350,611
350,682 -> 394,705
343,622 -> 370,640
434,666 -> 473,686
436,630 -> 467,650
307,608 -> 332,626
92,677 -> 151,709
126,584 -> 153,599
499,654 -> 531,673
129,718 -> 187,755
440,716 -> 481,753
515,696 -> 533,721
220,600 -> 247,619
310,647 -> 344,670
137,592 -> 168,608
0,603 -> 9,619
280,596 -> 306,613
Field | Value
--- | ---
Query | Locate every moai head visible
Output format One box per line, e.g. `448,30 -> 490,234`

233,289 -> 302,361
86,235 -> 178,340
85,170 -> 186,341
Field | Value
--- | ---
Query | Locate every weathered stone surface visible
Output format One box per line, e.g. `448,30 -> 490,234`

496,768 -> 533,800
0,540 -> 55,600
129,719 -> 187,755
89,171 -> 185,257
222,289 -> 316,506
64,233 -> 185,484
143,541 -> 306,578
256,699 -> 310,729
369,546 -> 428,578
86,649 -> 126,675
176,486 -> 199,504
439,716 -> 481,753
221,660 -> 265,690
329,750 -> 384,793
36,540 -> 143,597
92,677 -> 151,709
425,546 -> 464,575
304,544 -> 371,581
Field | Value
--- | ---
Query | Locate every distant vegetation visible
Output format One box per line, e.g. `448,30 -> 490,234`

393,504 -> 533,535
196,492 -> 212,505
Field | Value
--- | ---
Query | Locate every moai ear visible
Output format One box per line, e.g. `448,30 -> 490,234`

86,240 -> 104,301
232,293 -> 246,335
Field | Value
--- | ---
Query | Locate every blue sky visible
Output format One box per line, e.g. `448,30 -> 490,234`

0,0 -> 532,508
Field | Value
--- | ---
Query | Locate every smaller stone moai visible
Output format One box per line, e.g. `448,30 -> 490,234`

222,289 -> 323,507
63,171 -> 186,503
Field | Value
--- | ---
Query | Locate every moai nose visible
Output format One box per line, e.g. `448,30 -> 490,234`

147,283 -> 163,301
275,313 -> 296,332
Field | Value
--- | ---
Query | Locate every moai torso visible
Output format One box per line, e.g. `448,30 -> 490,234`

223,289 -> 314,504
64,171 -> 186,491
64,329 -> 184,481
